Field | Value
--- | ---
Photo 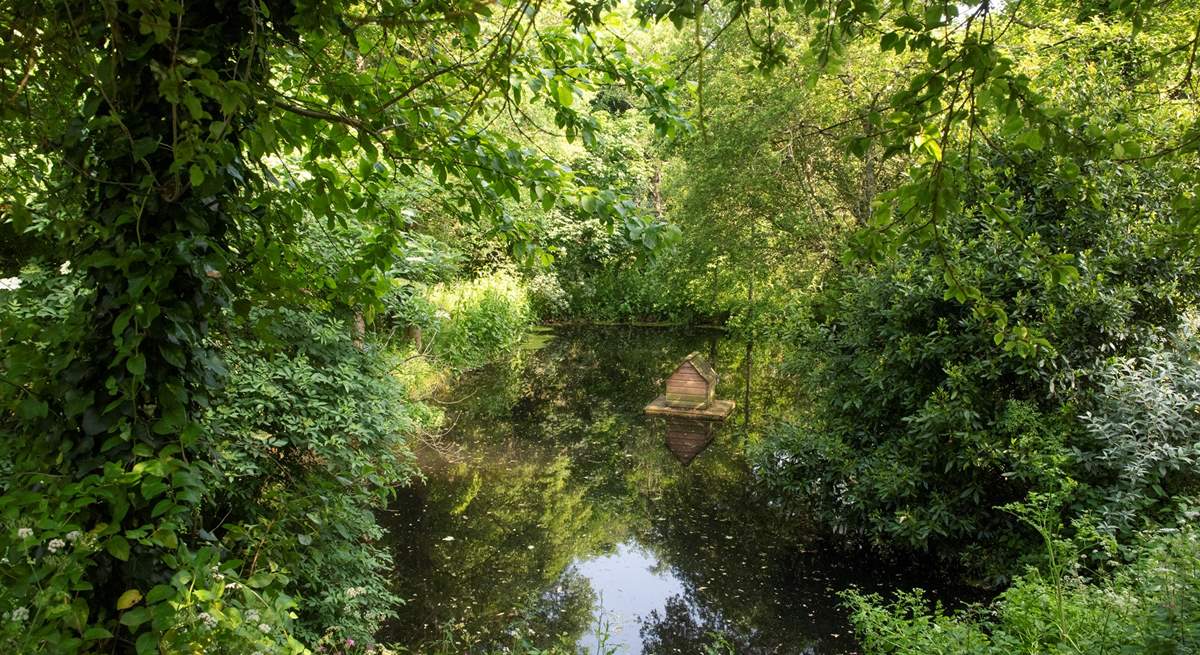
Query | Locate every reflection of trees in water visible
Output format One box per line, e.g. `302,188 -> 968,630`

632,452 -> 833,654
381,327 -> 816,652
379,455 -> 609,649
638,594 -> 770,655
639,595 -> 726,654
525,568 -> 597,644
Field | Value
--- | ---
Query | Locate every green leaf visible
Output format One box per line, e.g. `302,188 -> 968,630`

921,136 -> 942,161
923,5 -> 941,25
556,83 -> 574,108
150,526 -> 178,550
150,498 -> 175,518
131,137 -> 159,159
146,584 -> 175,604
127,353 -> 146,377
83,627 -> 114,641
117,589 -> 143,610
119,607 -> 150,628
246,572 -> 275,588
106,536 -> 131,561
112,310 -> 133,339
182,94 -> 204,119
135,632 -> 157,655
17,397 -> 48,420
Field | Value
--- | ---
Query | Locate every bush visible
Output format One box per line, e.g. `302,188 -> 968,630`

204,308 -> 426,646
425,272 -> 534,369
0,267 -> 426,653
752,144 -> 1199,572
1075,327 -> 1200,537
846,520 -> 1200,654
525,272 -> 570,320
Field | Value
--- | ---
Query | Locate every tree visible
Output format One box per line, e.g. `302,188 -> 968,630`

0,1 -> 679,650
641,0 -> 1199,340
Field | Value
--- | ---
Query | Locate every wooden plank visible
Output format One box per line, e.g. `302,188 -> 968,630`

669,381 -> 706,391
666,382 -> 707,390
667,382 -> 709,393
665,396 -> 708,408
662,391 -> 705,400
644,396 -> 735,419
666,383 -> 707,391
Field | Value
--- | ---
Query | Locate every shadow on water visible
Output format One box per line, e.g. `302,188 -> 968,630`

378,326 -> 971,654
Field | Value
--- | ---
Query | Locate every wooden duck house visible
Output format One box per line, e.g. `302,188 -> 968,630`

644,352 -> 735,420
666,352 -> 717,408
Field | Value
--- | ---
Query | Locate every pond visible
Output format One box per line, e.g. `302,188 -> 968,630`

378,326 -> 969,654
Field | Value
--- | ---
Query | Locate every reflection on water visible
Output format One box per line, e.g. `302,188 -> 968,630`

574,543 -> 684,654
378,327 -> 968,653
663,417 -> 716,466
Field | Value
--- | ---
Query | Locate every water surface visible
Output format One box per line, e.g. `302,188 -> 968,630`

379,327 -> 966,653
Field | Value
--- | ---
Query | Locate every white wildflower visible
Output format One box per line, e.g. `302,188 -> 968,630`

16,528 -> 32,539
346,586 -> 365,599
47,538 -> 65,553
257,622 -> 271,634
198,611 -> 218,629
224,581 -> 241,590
9,607 -> 29,623
245,609 -> 260,622
65,530 -> 82,542
59,261 -> 71,275
0,277 -> 21,291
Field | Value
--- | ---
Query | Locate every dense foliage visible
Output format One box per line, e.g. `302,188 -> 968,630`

424,272 -> 534,369
0,0 -> 677,651
754,136 -> 1200,570
2,0 -> 1200,651
847,502 -> 1200,654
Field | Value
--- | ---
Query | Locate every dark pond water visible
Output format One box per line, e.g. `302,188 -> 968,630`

379,327 -> 968,654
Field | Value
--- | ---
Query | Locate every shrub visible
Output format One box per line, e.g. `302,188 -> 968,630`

525,272 -> 570,320
1075,327 -> 1200,537
752,144 -> 1199,572
204,307 -> 426,645
846,519 -> 1200,654
425,272 -> 534,369
0,268 -> 425,652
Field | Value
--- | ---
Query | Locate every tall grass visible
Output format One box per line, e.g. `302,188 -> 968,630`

426,271 -> 534,370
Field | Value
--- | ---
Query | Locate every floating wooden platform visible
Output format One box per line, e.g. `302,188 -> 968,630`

643,396 -> 736,420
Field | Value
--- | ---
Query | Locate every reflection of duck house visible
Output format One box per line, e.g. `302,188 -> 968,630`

644,352 -> 735,419
663,417 -> 716,465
